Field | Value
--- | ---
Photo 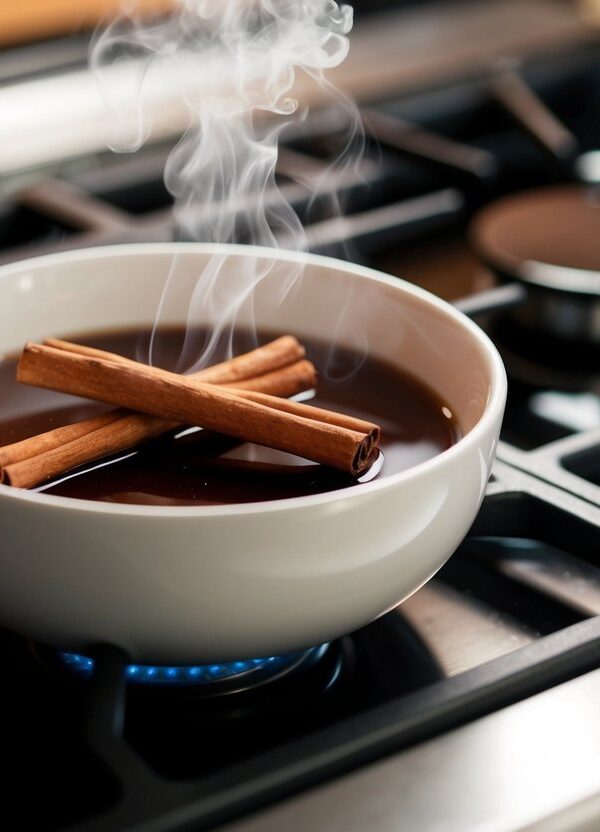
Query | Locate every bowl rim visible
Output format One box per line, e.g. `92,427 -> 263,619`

0,242 -> 507,517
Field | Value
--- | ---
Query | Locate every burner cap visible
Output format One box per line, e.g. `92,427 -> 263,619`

471,184 -> 600,293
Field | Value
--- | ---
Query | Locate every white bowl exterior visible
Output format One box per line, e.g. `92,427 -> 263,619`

0,244 -> 506,662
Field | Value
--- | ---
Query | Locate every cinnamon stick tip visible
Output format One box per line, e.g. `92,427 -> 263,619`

18,341 -> 44,360
300,358 -> 318,385
278,335 -> 302,347
16,343 -> 35,383
277,334 -> 306,359
352,434 -> 378,476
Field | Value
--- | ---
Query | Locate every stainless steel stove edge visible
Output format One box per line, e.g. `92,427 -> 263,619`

221,666 -> 600,832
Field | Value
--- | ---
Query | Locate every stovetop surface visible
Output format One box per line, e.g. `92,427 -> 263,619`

5,462 -> 600,832
2,18 -> 600,832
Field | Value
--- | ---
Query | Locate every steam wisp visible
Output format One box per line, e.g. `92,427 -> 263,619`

92,1 -> 359,371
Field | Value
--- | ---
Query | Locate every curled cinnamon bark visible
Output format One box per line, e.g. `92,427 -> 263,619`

17,341 -> 379,479
1,338 -> 315,488
43,334 -> 306,383
1,361 -> 317,489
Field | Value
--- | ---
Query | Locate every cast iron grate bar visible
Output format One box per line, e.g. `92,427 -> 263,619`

305,188 -> 463,254
17,179 -> 134,233
81,645 -> 194,832
487,62 -> 580,165
363,108 -> 499,183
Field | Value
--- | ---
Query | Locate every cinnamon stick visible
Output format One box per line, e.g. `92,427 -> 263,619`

17,343 -> 378,477
0,334 -> 313,478
225,387 -> 381,444
3,412 -> 173,490
0,410 -> 127,470
43,334 -> 306,384
1,357 -> 316,489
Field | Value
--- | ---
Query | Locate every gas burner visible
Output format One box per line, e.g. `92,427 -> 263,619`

471,185 -> 600,344
60,644 -> 330,693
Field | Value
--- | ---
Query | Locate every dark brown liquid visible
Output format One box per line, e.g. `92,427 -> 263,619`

0,328 -> 458,505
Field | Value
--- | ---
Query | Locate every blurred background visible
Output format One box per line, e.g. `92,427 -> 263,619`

0,0 -> 598,302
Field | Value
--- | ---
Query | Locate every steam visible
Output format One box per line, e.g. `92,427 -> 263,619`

91,0 -> 358,371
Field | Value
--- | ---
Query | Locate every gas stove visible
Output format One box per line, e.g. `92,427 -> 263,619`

2,3 -> 600,831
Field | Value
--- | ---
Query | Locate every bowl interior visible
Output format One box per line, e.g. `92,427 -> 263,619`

0,245 -> 494,436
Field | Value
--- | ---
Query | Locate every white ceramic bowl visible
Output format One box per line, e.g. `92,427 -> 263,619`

0,244 -> 506,663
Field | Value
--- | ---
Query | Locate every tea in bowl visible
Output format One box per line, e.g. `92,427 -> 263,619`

0,243 -> 506,663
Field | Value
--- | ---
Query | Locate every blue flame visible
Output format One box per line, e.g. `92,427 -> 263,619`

61,650 -> 299,685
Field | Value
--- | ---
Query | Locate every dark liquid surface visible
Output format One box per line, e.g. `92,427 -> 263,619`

0,328 -> 458,505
